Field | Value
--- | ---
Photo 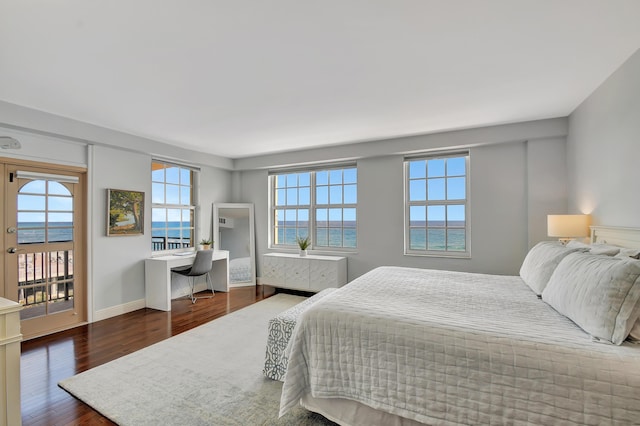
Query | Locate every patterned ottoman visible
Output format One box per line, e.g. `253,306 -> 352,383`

263,288 -> 337,381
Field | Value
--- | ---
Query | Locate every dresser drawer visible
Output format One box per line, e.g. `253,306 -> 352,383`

263,253 -> 347,292
309,260 -> 339,292
262,255 -> 285,286
284,258 -> 310,290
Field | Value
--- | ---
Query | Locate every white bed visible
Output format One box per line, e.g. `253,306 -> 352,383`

279,226 -> 640,425
229,256 -> 252,283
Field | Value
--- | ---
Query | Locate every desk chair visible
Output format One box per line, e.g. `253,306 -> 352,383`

172,249 -> 215,303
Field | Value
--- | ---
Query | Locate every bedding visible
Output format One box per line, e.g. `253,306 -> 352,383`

588,243 -> 621,256
263,288 -> 337,381
280,266 -> 640,425
518,241 -> 583,295
616,247 -> 640,259
229,256 -> 252,283
542,252 -> 640,344
629,319 -> 640,341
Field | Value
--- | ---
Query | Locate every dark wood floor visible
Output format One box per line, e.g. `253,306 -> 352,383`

20,285 -> 277,426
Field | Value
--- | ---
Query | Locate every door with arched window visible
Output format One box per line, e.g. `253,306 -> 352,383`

3,163 -> 86,339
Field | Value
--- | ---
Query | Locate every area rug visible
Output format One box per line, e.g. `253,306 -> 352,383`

59,294 -> 335,426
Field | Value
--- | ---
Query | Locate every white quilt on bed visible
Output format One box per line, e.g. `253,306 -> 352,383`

229,257 -> 251,283
280,266 -> 640,425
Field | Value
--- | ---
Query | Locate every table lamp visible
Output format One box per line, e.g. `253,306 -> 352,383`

547,214 -> 591,245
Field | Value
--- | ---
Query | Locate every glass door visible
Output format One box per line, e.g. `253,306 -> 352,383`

4,164 -> 85,339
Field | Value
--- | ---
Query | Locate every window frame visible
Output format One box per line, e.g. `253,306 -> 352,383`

404,151 -> 470,258
269,164 -> 358,252
151,160 -> 198,254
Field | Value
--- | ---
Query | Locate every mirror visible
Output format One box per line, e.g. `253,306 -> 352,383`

213,203 -> 256,287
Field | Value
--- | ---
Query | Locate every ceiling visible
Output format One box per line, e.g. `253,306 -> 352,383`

1,1 -> 639,159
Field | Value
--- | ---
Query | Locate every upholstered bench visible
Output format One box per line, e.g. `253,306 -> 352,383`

263,288 -> 337,381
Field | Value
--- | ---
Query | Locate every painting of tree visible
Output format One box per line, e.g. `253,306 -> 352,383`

107,189 -> 145,236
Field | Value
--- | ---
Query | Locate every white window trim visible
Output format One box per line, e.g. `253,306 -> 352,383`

403,152 -> 471,258
268,164 -> 358,252
151,160 -> 199,254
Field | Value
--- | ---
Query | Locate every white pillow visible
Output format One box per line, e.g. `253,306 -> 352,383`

589,243 -> 621,256
566,240 -> 623,256
542,252 -> 640,345
566,240 -> 591,249
615,248 -> 640,259
519,241 -> 584,295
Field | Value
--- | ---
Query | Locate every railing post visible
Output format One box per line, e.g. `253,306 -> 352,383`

64,250 -> 70,301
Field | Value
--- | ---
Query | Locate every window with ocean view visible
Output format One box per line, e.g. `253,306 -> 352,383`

405,152 -> 469,256
18,180 -> 73,244
270,166 -> 357,250
151,161 -> 196,252
17,179 -> 76,319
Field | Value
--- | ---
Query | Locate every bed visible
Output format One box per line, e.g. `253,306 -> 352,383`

279,226 -> 640,425
229,256 -> 252,283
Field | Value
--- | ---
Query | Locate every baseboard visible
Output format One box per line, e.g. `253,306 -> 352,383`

228,282 -> 255,288
94,298 -> 146,322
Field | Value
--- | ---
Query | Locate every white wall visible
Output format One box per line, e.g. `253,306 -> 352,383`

199,166 -> 234,242
0,126 -> 87,168
91,145 -> 151,311
239,120 -> 568,281
348,143 -> 532,277
526,137 -> 567,247
0,96 -> 575,321
1,103 -> 234,321
5,43 -> 637,321
85,146 -> 235,314
0,100 -> 233,170
567,49 -> 640,225
90,147 -> 233,310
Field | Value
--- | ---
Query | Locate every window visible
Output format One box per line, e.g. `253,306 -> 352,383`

17,179 -> 74,244
271,166 -> 357,249
151,161 -> 196,252
405,152 -> 469,256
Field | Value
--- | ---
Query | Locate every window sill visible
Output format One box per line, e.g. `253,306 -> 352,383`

404,251 -> 471,259
268,247 -> 358,256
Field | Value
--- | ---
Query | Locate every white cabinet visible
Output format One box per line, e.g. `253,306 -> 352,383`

263,255 -> 285,284
262,253 -> 347,292
285,257 -> 310,289
0,298 -> 22,426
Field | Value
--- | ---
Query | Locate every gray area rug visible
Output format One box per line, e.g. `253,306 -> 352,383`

59,294 -> 336,425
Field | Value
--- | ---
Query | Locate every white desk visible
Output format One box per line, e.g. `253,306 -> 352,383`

145,250 -> 229,311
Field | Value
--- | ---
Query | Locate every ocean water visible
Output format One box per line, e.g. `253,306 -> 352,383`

17,222 -> 73,244
277,227 -> 357,248
17,221 -> 193,244
276,220 -> 466,251
152,221 -> 193,239
409,229 -> 466,251
19,221 -> 465,252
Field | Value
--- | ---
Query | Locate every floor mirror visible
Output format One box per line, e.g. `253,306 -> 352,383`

213,203 -> 256,286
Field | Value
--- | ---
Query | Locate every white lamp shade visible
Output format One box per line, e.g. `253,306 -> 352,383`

547,214 -> 591,238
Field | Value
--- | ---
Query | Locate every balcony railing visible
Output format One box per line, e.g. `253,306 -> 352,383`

17,250 -> 75,319
152,237 -> 191,251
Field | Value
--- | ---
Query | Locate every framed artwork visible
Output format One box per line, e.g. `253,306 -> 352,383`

107,189 -> 145,236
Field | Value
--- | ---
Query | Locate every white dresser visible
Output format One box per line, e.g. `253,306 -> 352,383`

0,298 -> 22,426
262,253 -> 347,292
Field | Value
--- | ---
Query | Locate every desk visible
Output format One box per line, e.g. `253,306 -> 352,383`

145,250 -> 229,311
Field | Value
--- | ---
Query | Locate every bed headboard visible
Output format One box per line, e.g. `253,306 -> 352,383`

590,226 -> 640,249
